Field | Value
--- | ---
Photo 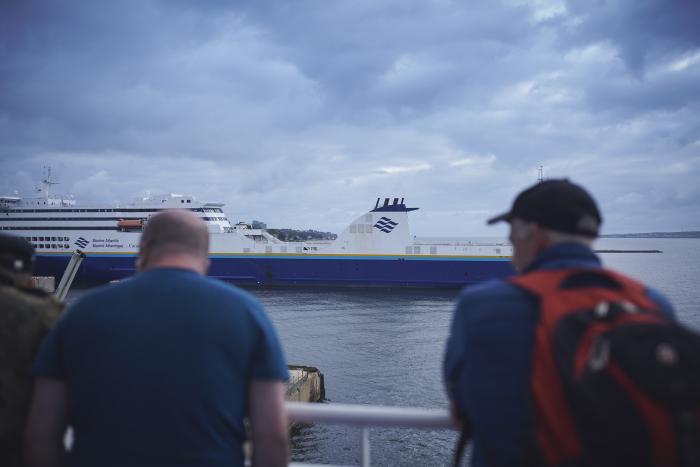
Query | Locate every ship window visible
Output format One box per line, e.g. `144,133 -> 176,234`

51,236 -> 56,241
186,200 -> 191,203
64,237 -> 69,241
32,237 -> 37,241
350,224 -> 357,233
181,200 -> 184,203
430,246 -> 437,255
51,244 -> 56,248
405,246 -> 412,254
413,246 -> 420,254
64,244 -> 70,249
243,248 -> 250,253
366,224 -> 372,232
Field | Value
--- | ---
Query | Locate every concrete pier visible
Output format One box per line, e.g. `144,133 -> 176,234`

286,365 -> 325,403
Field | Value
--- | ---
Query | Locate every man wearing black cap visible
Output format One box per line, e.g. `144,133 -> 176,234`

0,233 -> 63,466
443,180 -> 675,466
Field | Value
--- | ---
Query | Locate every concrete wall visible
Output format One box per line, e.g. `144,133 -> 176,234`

31,276 -> 55,293
286,365 -> 325,403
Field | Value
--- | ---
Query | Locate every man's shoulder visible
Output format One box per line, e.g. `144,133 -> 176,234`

189,274 -> 260,306
0,283 -> 64,322
149,271 -> 267,318
644,286 -> 674,315
457,278 -> 530,306
456,278 -> 537,323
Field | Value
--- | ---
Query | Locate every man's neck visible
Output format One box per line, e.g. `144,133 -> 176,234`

143,256 -> 205,275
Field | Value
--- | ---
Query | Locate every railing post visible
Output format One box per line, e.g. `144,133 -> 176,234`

361,428 -> 370,467
54,250 -> 86,301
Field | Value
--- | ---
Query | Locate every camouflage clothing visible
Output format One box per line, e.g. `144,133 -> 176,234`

0,269 -> 63,466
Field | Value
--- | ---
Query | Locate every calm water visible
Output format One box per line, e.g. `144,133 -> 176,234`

66,238 -> 700,466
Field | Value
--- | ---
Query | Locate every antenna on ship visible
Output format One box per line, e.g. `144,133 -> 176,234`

537,165 -> 544,183
39,166 -> 59,199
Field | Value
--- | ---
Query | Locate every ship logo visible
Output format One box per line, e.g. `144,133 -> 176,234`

74,237 -> 89,248
373,217 -> 398,233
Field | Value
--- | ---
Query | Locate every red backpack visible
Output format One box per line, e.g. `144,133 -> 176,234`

510,268 -> 700,467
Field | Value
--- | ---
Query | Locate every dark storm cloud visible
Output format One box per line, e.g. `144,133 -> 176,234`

560,0 -> 700,76
0,0 -> 698,234
236,0 -> 540,115
0,0 -> 321,158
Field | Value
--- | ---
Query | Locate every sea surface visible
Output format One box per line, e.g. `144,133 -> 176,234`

66,238 -> 700,466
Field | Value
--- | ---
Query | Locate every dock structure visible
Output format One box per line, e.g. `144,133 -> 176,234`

286,365 -> 325,403
31,276 -> 55,293
32,250 -> 85,299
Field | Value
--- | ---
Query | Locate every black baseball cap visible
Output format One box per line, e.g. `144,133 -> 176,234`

0,233 -> 35,273
487,179 -> 602,237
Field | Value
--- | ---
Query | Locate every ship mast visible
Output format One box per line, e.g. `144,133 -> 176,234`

537,165 -> 544,183
39,166 -> 59,199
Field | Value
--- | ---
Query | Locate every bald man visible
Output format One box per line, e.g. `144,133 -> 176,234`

24,210 -> 289,467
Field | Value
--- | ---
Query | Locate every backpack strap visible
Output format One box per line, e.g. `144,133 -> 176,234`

452,424 -> 471,467
510,268 -> 655,310
508,268 -> 662,466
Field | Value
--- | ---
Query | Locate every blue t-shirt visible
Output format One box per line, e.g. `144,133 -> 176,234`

33,267 -> 288,467
443,243 -> 675,467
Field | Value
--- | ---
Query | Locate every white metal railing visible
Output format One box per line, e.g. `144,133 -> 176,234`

285,402 -> 457,467
54,250 -> 86,301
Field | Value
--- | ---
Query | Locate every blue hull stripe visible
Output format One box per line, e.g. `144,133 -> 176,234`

34,254 -> 514,288
36,252 -> 511,262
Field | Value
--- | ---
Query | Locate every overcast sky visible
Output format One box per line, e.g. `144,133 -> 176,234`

1,0 -> 699,236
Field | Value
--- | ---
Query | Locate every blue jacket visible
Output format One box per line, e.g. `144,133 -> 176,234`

443,243 -> 674,467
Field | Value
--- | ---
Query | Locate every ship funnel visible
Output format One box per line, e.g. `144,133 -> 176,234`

322,199 -> 419,255
374,197 -> 407,209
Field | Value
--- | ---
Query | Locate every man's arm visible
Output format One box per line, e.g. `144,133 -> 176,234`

248,380 -> 289,467
24,378 -> 68,467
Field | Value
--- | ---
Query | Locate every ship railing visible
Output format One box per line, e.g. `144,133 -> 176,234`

284,401 -> 457,467
413,241 -> 511,247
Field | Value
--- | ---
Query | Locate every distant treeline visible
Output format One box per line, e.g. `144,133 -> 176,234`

267,228 -> 337,241
602,231 -> 700,239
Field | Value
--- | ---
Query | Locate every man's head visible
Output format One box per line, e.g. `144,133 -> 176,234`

0,233 -> 34,287
487,179 -> 602,273
137,210 -> 210,274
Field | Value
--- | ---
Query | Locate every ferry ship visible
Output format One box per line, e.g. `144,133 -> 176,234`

0,175 -> 513,287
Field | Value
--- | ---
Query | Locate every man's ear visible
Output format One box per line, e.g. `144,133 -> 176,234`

510,219 -> 531,241
136,245 -> 148,271
531,224 -> 549,250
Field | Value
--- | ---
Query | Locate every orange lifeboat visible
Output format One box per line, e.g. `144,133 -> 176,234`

117,219 -> 144,231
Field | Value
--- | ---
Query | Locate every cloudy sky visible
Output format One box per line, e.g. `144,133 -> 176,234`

1,0 -> 699,236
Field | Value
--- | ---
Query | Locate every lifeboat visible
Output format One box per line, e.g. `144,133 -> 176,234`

117,219 -> 144,231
